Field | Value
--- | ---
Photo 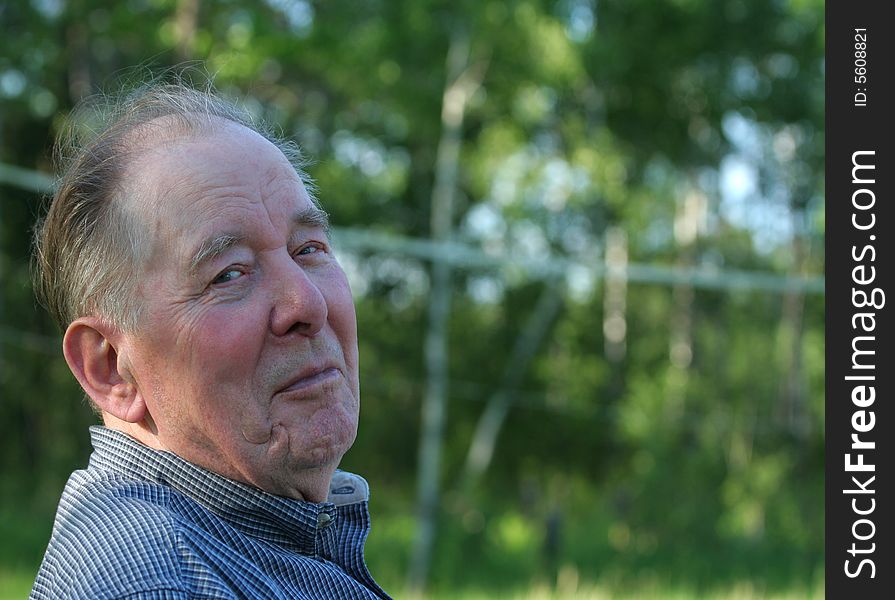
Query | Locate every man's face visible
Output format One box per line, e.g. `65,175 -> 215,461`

120,123 -> 359,499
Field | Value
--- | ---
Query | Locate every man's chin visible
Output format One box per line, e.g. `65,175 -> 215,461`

288,434 -> 353,472
258,460 -> 340,502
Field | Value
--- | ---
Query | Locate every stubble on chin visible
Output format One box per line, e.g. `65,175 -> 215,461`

245,422 -> 341,501
226,373 -> 358,499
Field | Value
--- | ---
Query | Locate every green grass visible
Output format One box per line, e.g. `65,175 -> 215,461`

0,568 -> 34,600
362,504 -> 824,600
0,568 -> 825,600
423,581 -> 824,599
0,507 -> 53,599
0,504 -> 823,600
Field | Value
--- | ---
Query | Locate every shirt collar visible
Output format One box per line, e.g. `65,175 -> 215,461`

87,426 -> 368,556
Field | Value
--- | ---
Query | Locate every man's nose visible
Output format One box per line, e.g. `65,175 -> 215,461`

270,257 -> 328,338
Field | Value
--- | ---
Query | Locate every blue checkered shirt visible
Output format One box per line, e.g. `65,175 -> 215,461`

31,426 -> 391,599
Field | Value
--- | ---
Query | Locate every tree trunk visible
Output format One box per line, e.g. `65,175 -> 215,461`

66,12 -> 92,102
603,227 -> 627,399
666,186 -> 705,416
778,211 -> 809,437
407,29 -> 485,596
459,282 -> 564,493
175,0 -> 199,62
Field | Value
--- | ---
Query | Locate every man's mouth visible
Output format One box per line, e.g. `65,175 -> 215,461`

277,366 -> 341,395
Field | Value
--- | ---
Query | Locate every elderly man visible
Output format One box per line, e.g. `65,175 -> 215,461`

30,82 -> 390,599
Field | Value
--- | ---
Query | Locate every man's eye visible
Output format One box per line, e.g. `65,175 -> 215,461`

212,269 -> 243,285
297,244 -> 324,256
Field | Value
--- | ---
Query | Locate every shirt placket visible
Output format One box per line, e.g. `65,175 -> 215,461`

313,505 -> 339,561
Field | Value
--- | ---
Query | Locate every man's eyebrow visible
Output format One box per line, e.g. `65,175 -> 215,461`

188,208 -> 329,275
189,234 -> 244,275
293,206 -> 330,233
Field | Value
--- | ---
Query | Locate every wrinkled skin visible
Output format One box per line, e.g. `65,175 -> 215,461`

115,123 -> 359,501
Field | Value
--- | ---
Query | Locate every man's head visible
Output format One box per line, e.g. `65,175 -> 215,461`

33,82 -> 359,502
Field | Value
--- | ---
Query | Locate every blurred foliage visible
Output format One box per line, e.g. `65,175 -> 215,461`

1,0 -> 823,597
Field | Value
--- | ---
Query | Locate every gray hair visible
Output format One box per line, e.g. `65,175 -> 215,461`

32,77 -> 314,333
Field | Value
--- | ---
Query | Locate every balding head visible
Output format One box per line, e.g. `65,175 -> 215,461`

53,118 -> 358,502
33,80 -> 314,333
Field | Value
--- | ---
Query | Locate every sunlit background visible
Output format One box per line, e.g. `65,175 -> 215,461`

1,1 -> 824,598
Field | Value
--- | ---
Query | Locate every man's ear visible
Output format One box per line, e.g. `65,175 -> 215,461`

62,317 -> 147,423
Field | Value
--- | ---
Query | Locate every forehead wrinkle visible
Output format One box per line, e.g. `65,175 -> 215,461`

258,161 -> 325,226
137,156 -> 258,257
